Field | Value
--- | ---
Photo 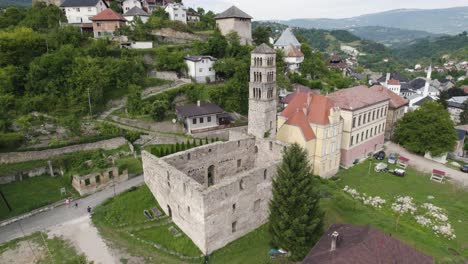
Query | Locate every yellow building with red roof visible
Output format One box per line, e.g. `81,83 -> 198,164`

277,92 -> 343,178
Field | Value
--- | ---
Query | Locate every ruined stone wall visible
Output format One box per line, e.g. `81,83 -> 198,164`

142,151 -> 207,251
162,139 -> 257,186
0,137 -> 128,164
142,137 -> 286,255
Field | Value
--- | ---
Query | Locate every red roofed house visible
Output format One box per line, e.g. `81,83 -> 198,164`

328,85 -> 390,168
90,8 -> 127,38
277,92 -> 343,177
370,85 -> 408,140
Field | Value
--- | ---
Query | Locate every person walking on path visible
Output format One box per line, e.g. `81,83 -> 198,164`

65,199 -> 70,208
87,206 -> 92,215
74,202 -> 78,208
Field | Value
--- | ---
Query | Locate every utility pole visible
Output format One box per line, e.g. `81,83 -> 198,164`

88,87 -> 92,118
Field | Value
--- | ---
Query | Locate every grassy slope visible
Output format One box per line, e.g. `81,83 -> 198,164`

0,175 -> 76,220
327,160 -> 468,262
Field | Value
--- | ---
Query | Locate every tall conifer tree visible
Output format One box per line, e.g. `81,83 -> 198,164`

269,143 -> 324,260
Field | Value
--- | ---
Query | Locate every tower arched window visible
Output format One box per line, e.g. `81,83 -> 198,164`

260,57 -> 263,66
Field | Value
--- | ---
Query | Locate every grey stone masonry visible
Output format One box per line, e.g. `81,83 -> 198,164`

0,137 -> 128,164
248,45 -> 277,139
142,131 -> 286,254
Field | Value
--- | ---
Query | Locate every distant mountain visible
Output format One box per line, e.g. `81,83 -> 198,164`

0,0 -> 31,7
279,7 -> 468,35
348,26 -> 445,48
394,32 -> 468,62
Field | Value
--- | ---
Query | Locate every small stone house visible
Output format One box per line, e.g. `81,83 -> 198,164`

165,3 -> 187,24
176,101 -> 230,134
72,167 -> 129,195
184,55 -> 216,83
91,8 -> 127,38
215,6 -> 252,45
122,0 -> 143,12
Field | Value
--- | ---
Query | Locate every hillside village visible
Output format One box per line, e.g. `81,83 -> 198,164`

0,1 -> 468,263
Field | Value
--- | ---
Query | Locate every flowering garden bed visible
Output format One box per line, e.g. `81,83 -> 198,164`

321,160 -> 468,262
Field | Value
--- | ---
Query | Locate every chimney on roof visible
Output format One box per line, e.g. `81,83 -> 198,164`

385,73 -> 390,87
330,231 -> 339,251
197,100 -> 201,107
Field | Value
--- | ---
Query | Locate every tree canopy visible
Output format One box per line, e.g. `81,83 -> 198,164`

269,143 -> 324,260
394,102 -> 457,156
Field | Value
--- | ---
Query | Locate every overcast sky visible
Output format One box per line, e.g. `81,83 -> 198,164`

184,0 -> 468,20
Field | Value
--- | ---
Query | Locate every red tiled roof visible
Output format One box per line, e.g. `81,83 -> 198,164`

282,84 -> 320,104
281,92 -> 335,126
328,85 -> 389,111
302,224 -> 434,264
91,8 -> 126,21
80,23 -> 93,28
370,85 -> 408,109
463,85 -> 468,94
387,79 -> 400,85
287,45 -> 304,58
285,110 -> 316,141
280,92 -> 336,141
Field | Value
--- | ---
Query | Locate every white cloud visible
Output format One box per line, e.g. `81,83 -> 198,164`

183,0 -> 468,20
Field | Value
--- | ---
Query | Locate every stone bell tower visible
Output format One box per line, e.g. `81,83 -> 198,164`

248,43 -> 277,138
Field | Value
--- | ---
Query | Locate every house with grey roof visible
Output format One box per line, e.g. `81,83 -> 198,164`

215,6 -> 252,45
447,96 -> 468,124
123,6 -> 150,23
61,0 -> 108,24
274,28 -> 304,72
184,55 -> 217,83
176,101 -> 230,133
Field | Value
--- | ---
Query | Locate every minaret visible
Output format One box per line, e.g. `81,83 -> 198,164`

248,43 -> 277,138
423,65 -> 432,97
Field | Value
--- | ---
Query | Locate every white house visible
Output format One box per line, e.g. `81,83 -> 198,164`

165,3 -> 187,24
123,6 -> 150,23
274,28 -> 304,72
61,0 -> 108,24
122,0 -> 142,12
184,55 -> 216,83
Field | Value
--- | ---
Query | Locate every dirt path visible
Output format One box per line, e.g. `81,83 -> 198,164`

385,142 -> 468,186
47,215 -> 116,264
0,240 -> 45,264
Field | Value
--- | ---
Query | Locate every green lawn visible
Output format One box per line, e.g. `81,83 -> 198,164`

0,175 -> 76,221
0,160 -> 47,177
324,160 -> 468,262
92,186 -> 285,263
115,157 -> 143,175
134,224 -> 202,257
0,232 -> 88,263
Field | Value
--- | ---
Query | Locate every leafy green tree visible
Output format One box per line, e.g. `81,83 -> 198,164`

127,85 -> 143,116
0,7 -> 26,29
0,26 -> 46,67
269,143 -> 324,260
394,101 -> 457,156
20,2 -> 64,32
151,100 -> 169,121
459,101 -> 468,125
110,1 -> 123,13
253,25 -> 271,46
203,29 -> 228,58
154,47 -> 187,72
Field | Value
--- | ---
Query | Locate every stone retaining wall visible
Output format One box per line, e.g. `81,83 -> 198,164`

0,137 -> 128,164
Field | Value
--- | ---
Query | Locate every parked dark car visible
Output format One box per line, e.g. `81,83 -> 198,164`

374,151 -> 385,160
461,165 -> 468,173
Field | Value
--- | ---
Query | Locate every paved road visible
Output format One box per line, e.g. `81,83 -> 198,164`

0,175 -> 145,244
385,142 -> 468,186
